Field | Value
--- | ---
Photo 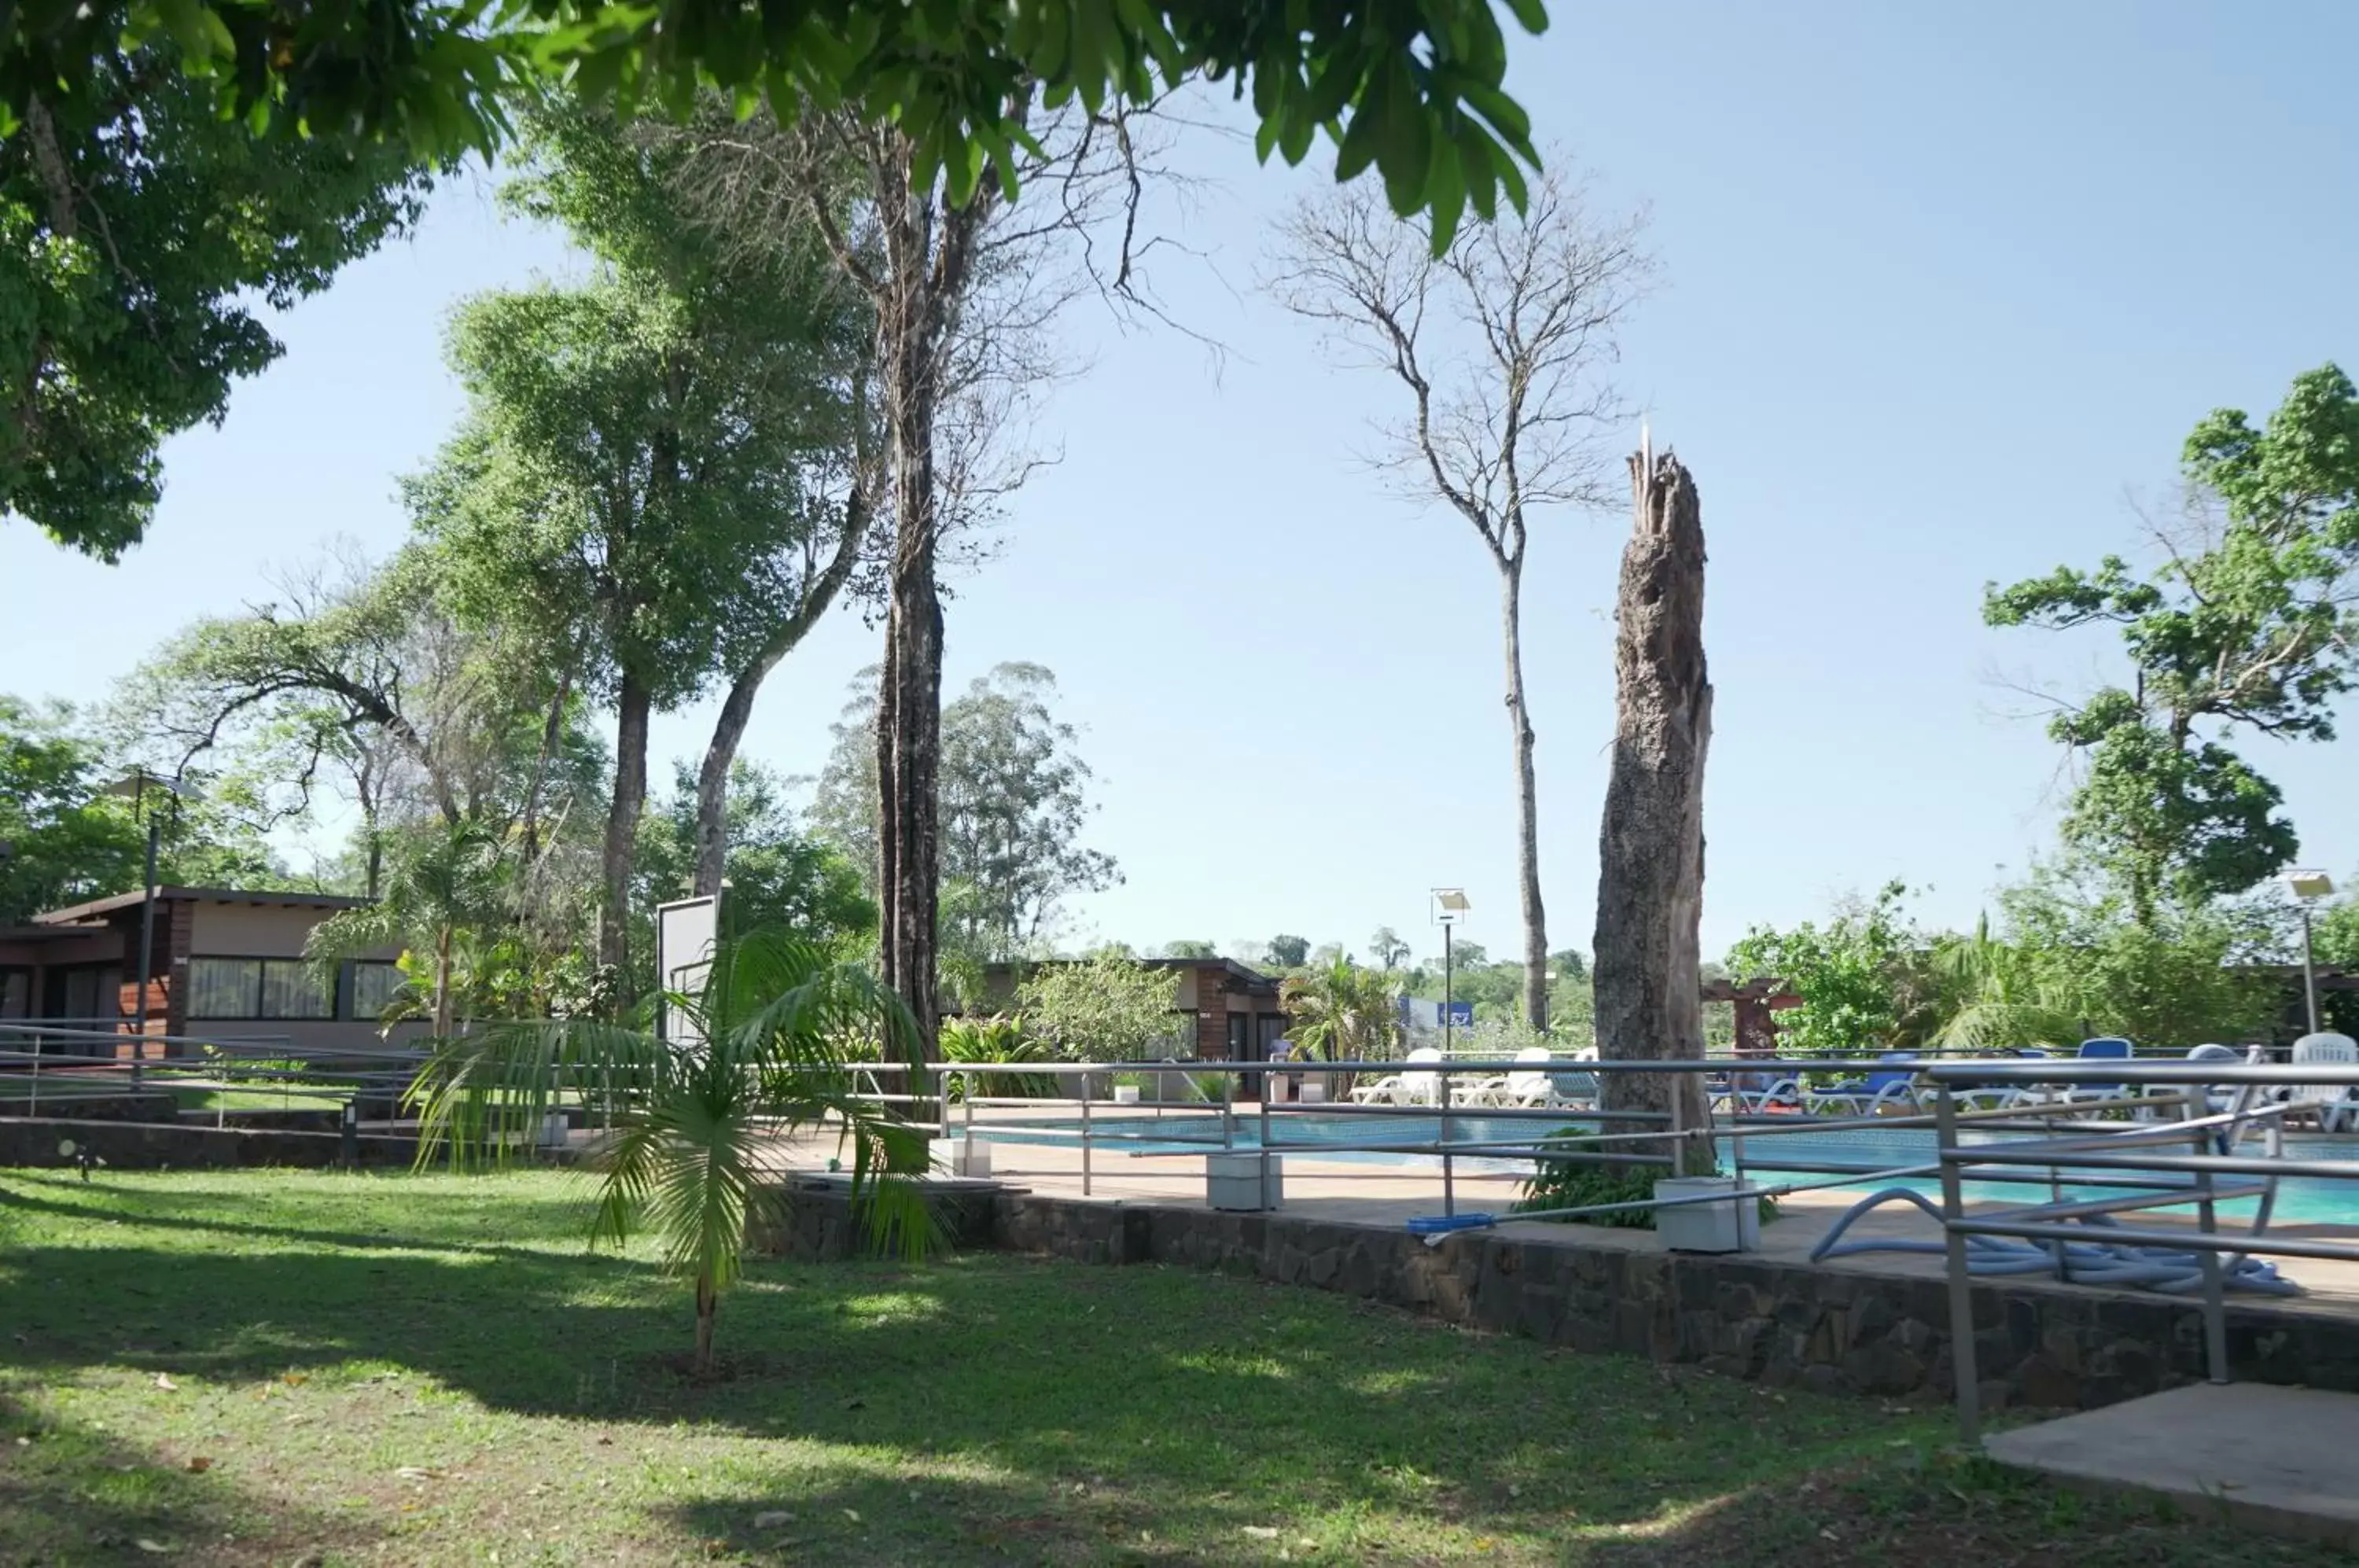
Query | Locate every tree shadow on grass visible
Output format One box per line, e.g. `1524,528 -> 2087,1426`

1,1171 -> 613,1264
1577,1453 -> 2339,1568
0,1179 -> 2027,1561
0,1389 -> 378,1567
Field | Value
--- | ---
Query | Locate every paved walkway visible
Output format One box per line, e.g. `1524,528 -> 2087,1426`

1986,1382 -> 2359,1548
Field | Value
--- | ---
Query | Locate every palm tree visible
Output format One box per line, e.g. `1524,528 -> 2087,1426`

308,819 -> 506,1037
1281,959 -> 1404,1100
408,928 -> 933,1374
1925,915 -> 2085,1054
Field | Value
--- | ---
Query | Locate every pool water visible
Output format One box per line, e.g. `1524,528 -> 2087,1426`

967,1113 -> 2359,1227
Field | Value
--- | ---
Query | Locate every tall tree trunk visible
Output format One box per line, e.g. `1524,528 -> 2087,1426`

521,654 -> 576,866
1501,563 -> 1549,1030
1593,448 -> 1714,1173
693,499 -> 867,897
865,139 -> 985,1060
598,672 -> 653,983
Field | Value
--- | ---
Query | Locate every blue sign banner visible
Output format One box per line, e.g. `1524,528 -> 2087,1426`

1441,1002 -> 1474,1029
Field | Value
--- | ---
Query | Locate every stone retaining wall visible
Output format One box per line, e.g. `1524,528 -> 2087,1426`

0,1115 -> 418,1170
0,1091 -> 180,1124
758,1184 -> 2359,1413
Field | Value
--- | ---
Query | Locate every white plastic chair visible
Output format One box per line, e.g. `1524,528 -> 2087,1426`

2291,1032 -> 2359,1132
1352,1046 -> 1446,1106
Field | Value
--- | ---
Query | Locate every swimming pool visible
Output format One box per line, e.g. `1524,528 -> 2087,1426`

966,1112 -> 2359,1226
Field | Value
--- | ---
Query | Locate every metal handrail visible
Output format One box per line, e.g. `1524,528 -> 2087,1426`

1928,1057 -> 2359,1445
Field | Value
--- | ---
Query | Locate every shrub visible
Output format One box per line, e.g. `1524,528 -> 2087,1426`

937,1014 -> 1059,1102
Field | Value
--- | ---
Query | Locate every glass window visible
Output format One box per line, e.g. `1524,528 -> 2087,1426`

351,961 -> 407,1019
186,958 -> 260,1019
258,960 -> 334,1021
0,969 -> 28,1019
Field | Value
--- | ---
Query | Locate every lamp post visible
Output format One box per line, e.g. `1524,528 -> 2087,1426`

2285,869 -> 2335,1037
1431,889 -> 1469,1054
101,770 -> 196,1088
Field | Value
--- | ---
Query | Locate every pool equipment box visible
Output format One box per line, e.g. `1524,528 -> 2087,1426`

1653,1176 -> 1760,1253
1207,1152 -> 1284,1211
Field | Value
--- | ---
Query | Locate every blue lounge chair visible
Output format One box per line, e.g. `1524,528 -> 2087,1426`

2055,1036 -> 2137,1109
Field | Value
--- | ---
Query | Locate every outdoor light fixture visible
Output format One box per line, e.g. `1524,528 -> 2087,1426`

2285,870 -> 2337,1036
1430,889 -> 1469,1055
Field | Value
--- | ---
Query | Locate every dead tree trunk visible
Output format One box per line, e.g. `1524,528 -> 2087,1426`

1592,446 -> 1714,1174
1501,562 -> 1549,1031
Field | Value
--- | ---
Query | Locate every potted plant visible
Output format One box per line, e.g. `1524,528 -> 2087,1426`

1111,1072 -> 1147,1106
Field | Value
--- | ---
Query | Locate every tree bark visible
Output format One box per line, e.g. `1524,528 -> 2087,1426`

863,135 -> 987,1058
598,671 -> 653,982
1593,448 -> 1714,1173
1501,563 -> 1549,1030
692,496 -> 867,898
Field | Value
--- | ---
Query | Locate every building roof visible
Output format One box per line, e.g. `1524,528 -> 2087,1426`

31,885 -> 373,925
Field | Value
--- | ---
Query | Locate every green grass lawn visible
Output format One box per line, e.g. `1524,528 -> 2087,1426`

0,1169 -> 2342,1567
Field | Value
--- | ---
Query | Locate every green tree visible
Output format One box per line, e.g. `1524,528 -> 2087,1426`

502,100 -> 873,904
1368,926 -> 1411,969
811,663 -> 1119,961
1724,882 -> 1918,1060
1280,958 -> 1403,1098
1160,940 -> 1219,959
3,3 -> 1544,246
308,819 -> 506,1038
408,928 -> 929,1374
0,696 -> 289,921
1993,861 -> 2280,1048
416,237 -> 852,985
0,696 -> 139,922
1264,933 -> 1311,968
1015,952 -> 1184,1063
634,760 -> 876,972
1985,366 -> 2359,926
2,50 -> 429,558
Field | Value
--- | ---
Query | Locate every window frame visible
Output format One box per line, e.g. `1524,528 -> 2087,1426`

183,955 -> 339,1022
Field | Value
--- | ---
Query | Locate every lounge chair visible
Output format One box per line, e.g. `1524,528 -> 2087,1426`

2054,1036 -> 2139,1109
1723,1069 -> 1801,1113
2184,1043 -> 2243,1117
1802,1051 -> 1920,1117
1349,1045 -> 1444,1106
2290,1032 -> 2359,1132
1951,1048 -> 2049,1113
1481,1046 -> 1595,1110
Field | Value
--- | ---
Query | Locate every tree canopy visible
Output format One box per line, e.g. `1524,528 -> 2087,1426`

4,3 -> 1547,245
1985,365 -> 2359,924
1,51 -> 429,558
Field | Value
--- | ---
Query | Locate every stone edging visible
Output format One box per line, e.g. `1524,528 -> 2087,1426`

756,1183 -> 2359,1412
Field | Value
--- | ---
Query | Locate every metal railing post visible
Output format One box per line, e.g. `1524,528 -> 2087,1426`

1080,1072 -> 1093,1198
1936,1084 -> 1982,1444
2194,1115 -> 2228,1384
1259,1058 -> 1273,1207
1439,1058 -> 1456,1218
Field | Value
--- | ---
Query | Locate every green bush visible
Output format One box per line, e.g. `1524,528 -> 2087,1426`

1515,1128 -> 1776,1230
937,1014 -> 1058,1102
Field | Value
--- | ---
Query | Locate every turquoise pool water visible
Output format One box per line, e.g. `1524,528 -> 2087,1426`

967,1113 -> 2359,1226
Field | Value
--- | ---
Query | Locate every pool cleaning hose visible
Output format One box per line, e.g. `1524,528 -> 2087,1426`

1806,1186 -> 2299,1296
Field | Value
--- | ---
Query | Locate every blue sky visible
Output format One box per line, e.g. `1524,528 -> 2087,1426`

4,2 -> 2353,964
